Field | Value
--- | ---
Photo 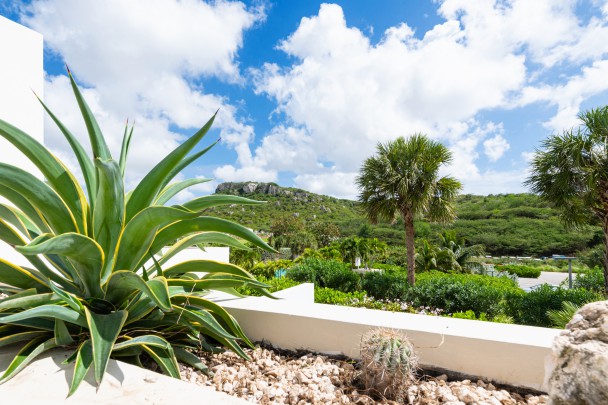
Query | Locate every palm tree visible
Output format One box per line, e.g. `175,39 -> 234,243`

526,106 -> 608,295
356,135 -> 462,285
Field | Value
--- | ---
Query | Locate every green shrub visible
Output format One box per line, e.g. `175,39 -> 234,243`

315,287 -> 405,311
237,276 -> 300,296
362,271 -> 410,301
496,264 -> 541,278
573,267 -> 606,295
506,285 -> 602,327
451,310 -> 489,321
370,263 -> 404,272
405,272 -> 520,317
0,71 -> 274,393
250,259 -> 294,279
286,258 -> 360,292
314,287 -> 366,305
547,301 -> 582,328
449,310 -> 514,324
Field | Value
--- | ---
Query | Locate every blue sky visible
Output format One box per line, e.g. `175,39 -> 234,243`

2,0 -> 608,199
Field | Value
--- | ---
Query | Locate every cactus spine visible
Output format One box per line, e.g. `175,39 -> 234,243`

360,328 -> 418,401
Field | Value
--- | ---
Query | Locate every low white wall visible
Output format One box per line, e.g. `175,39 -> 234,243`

217,283 -> 558,391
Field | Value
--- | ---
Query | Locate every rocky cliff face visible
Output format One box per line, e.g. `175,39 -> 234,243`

215,182 -> 323,203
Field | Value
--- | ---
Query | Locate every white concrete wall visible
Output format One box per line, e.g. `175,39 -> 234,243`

216,284 -> 559,391
0,17 -> 44,268
0,15 -> 44,172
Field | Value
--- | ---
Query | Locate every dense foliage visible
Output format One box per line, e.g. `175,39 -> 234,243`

286,258 -> 360,293
504,285 -> 602,327
495,264 -> 541,278
0,72 -> 273,393
526,106 -> 608,292
211,187 -> 599,258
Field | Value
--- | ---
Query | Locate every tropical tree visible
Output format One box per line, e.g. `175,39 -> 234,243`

526,106 -> 608,295
308,222 -> 341,247
0,70 -> 274,394
438,230 -> 485,273
356,135 -> 462,285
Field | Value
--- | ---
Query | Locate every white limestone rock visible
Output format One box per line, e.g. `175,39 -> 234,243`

546,300 -> 608,405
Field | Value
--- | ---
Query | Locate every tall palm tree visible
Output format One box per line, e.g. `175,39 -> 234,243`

356,135 -> 462,285
526,106 -> 608,295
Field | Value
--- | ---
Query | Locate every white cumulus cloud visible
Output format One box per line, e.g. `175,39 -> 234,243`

483,135 -> 510,162
21,0 -> 263,186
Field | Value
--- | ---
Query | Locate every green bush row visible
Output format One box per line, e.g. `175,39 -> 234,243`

286,258 -> 360,292
282,258 -> 603,327
496,264 -> 541,278
504,285 -> 602,327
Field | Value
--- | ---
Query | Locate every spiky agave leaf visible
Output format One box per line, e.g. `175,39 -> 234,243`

0,68 -> 275,393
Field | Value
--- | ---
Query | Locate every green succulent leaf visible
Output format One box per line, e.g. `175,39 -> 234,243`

159,139 -> 219,192
151,217 -> 274,256
174,346 -> 210,375
0,117 -> 87,233
0,291 -> 60,310
67,69 -> 112,161
0,220 -> 75,291
68,340 -> 93,397
114,206 -> 200,274
0,203 -> 31,237
0,336 -> 56,384
104,271 -> 172,312
164,260 -> 257,280
171,295 -> 253,347
125,112 -> 216,222
154,232 -> 249,268
0,304 -> 87,328
54,319 -> 74,346
17,233 -> 105,298
113,335 -> 172,351
93,158 -> 124,281
155,178 -> 212,206
0,330 -> 47,349
84,307 -> 128,384
0,185 -> 48,234
0,163 -> 77,234
0,259 -> 48,291
35,93 -> 97,211
119,121 -> 134,179
140,344 -> 180,379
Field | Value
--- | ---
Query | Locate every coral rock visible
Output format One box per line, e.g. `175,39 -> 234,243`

546,300 -> 608,405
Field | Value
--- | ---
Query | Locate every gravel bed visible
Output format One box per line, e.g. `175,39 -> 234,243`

179,346 -> 549,404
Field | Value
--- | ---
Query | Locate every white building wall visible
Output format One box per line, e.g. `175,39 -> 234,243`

0,16 -> 44,172
0,17 -> 44,267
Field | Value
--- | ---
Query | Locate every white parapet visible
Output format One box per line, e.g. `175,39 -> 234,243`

217,283 -> 559,391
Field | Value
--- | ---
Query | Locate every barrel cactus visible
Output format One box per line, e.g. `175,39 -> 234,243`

360,328 -> 418,401
0,68 -> 274,394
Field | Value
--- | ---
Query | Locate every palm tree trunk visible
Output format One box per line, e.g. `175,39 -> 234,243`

403,209 -> 416,286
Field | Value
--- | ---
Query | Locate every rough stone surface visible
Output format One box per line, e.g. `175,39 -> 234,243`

181,346 -> 548,404
546,300 -> 608,405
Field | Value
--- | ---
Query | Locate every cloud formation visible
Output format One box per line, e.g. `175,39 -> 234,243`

215,1 -> 608,198
21,0 -> 263,186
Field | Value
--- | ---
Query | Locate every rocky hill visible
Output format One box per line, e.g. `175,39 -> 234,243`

210,182 -> 599,256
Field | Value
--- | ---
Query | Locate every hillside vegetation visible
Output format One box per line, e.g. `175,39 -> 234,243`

210,182 -> 600,257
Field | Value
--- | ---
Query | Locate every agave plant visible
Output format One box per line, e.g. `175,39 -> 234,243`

0,69 -> 274,394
